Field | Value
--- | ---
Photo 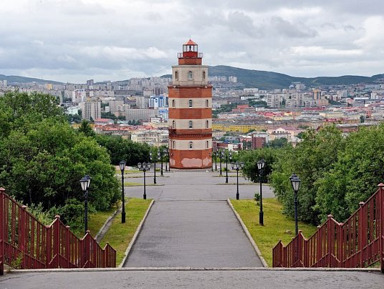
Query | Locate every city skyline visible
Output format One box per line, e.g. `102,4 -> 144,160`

1,0 -> 384,83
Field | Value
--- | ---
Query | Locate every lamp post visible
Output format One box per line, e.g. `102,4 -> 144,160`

225,151 -> 232,184
119,160 -> 126,223
290,173 -> 301,236
159,148 -> 167,176
164,148 -> 169,172
209,152 -> 214,172
232,161 -> 244,200
138,162 -> 151,200
213,150 -> 218,171
149,151 -> 156,184
257,159 -> 265,226
219,150 -> 223,176
80,175 -> 91,235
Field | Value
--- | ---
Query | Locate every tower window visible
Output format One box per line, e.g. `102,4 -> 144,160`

189,120 -> 193,128
175,71 -> 179,81
189,141 -> 193,149
189,99 -> 193,108
172,141 -> 175,148
206,141 -> 209,148
206,120 -> 209,128
188,71 -> 193,80
203,71 -> 206,80
172,120 -> 176,128
172,99 -> 175,107
206,99 -> 209,107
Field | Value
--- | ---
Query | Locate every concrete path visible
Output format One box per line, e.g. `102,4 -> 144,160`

124,170 -> 263,267
2,170 -> 383,288
1,269 -> 383,289
124,170 -> 275,201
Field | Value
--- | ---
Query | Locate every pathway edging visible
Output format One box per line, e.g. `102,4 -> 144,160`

120,200 -> 155,268
95,208 -> 120,243
227,199 -> 268,267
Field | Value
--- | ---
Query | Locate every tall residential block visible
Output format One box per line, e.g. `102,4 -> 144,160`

168,40 -> 212,169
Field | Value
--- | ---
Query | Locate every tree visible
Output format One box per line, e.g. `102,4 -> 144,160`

269,126 -> 345,225
78,120 -> 96,137
240,148 -> 278,184
0,92 -> 119,231
266,138 -> 288,148
315,124 -> 384,222
95,135 -> 150,165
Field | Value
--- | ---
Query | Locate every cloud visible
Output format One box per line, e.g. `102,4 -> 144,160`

0,0 -> 383,82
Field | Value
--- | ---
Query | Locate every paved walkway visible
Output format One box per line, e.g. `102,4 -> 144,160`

1,269 -> 383,289
124,170 -> 263,267
2,170 -> 384,288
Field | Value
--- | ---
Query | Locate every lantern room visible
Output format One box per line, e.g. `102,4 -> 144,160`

178,39 -> 203,65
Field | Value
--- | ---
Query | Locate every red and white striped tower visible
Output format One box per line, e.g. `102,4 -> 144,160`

168,40 -> 212,169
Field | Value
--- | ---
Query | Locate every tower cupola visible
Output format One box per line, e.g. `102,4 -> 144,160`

178,39 -> 202,65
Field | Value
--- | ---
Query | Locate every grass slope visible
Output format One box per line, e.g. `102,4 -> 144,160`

98,198 -> 152,265
231,198 -> 317,266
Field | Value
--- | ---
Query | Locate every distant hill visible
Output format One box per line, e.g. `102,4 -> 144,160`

208,66 -> 383,90
2,67 -> 383,89
0,74 -> 63,85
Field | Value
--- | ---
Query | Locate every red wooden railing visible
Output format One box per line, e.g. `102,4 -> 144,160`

0,188 -> 116,275
273,183 -> 384,273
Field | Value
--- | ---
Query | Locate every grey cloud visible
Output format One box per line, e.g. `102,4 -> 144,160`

227,11 -> 264,38
270,17 -> 317,38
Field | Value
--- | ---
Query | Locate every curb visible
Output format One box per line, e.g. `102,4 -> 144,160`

227,199 -> 269,268
119,199 -> 155,268
95,207 -> 120,243
9,267 -> 381,273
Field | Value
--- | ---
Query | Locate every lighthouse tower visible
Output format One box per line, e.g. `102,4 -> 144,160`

168,40 -> 212,169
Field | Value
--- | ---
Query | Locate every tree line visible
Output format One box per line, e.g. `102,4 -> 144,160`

240,124 -> 384,226
0,92 -> 151,231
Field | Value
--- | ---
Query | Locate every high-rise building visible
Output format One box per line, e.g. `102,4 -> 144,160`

80,100 -> 101,121
168,40 -> 212,169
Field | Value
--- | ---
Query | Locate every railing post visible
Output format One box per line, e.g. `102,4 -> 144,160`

327,215 -> 333,267
0,188 -> 5,276
358,202 -> 365,268
46,225 -> 51,268
53,215 -> 60,268
298,231 -> 303,267
338,223 -> 344,268
20,205 -> 28,269
378,183 -> 384,273
65,226 -> 70,268
303,233 -> 309,267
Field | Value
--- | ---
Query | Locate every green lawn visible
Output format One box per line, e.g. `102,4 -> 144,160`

88,206 -> 118,236
231,198 -> 317,267
99,198 -> 152,265
124,181 -> 142,186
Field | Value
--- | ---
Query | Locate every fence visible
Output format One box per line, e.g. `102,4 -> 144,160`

273,183 -> 384,273
0,188 -> 116,275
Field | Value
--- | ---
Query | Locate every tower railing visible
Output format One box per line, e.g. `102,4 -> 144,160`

273,183 -> 384,273
0,188 -> 116,275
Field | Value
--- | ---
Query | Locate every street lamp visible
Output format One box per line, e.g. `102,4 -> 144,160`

158,149 -> 165,177
213,150 -> 218,171
138,162 -> 151,200
209,152 -> 214,172
80,175 -> 91,235
257,159 -> 265,226
219,150 -> 224,176
232,161 -> 244,200
290,173 -> 301,236
164,147 -> 169,172
225,151 -> 232,184
119,160 -> 126,223
149,151 -> 156,184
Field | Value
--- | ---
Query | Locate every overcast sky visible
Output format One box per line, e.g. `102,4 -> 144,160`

1,0 -> 384,83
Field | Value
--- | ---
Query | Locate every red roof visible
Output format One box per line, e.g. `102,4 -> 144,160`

185,39 -> 197,45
